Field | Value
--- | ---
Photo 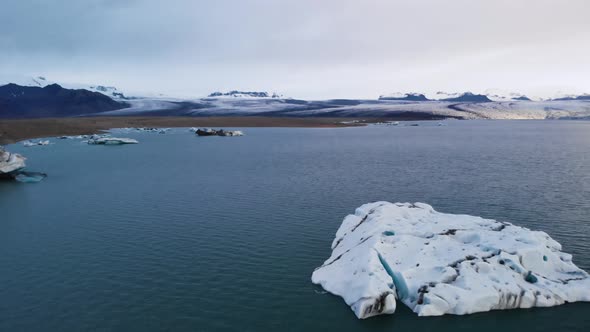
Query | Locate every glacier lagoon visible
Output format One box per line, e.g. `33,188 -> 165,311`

1,120 -> 590,331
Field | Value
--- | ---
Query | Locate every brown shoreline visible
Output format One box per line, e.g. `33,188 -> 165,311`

0,116 -> 378,144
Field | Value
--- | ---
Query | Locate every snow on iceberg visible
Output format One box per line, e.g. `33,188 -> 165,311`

311,202 -> 590,319
1,147 -> 46,182
1,146 -> 26,174
23,140 -> 50,147
87,137 -> 138,145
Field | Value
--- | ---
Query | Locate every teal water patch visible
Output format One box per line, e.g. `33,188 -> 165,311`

14,171 -> 47,183
525,271 -> 538,284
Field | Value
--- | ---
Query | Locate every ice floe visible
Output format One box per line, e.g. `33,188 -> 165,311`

196,128 -> 244,137
312,202 -> 590,319
1,146 -> 46,182
87,137 -> 139,145
23,140 -> 50,147
0,146 -> 26,174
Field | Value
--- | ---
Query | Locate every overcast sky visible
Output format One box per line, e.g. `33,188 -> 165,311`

1,0 -> 589,99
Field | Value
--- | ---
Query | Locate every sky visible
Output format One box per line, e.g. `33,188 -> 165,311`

1,0 -> 589,99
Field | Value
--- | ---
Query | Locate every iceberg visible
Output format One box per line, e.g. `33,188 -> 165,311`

311,202 -> 590,319
196,128 -> 244,137
87,137 -> 138,145
129,127 -> 169,133
1,146 -> 46,182
0,146 -> 26,174
23,140 -> 50,147
218,130 -> 244,137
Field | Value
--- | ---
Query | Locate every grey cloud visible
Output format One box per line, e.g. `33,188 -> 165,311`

0,0 -> 589,99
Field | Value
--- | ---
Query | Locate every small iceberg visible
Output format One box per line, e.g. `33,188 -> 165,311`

196,128 -> 244,137
218,130 -> 244,137
312,202 -> 590,319
196,128 -> 218,136
373,121 -> 400,126
133,127 -> 166,133
23,140 -> 50,147
87,137 -> 139,145
1,146 -> 46,183
60,135 -> 92,140
1,146 -> 26,175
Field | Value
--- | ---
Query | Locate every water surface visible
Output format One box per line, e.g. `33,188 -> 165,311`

1,121 -> 589,331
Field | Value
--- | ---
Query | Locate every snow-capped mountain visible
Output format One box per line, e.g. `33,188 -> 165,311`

207,91 -> 283,99
0,75 -> 53,88
0,83 -> 128,118
0,75 -> 131,100
378,92 -> 430,101
426,91 -> 463,100
440,92 -> 492,103
551,93 -> 590,101
483,89 -> 533,101
86,85 -> 128,99
421,91 -> 492,103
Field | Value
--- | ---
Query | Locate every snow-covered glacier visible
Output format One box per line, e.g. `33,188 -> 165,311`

311,202 -> 590,319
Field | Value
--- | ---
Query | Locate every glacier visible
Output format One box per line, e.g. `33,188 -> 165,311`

311,202 -> 590,319
3,76 -> 590,120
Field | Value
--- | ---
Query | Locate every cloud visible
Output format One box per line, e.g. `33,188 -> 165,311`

0,0 -> 589,98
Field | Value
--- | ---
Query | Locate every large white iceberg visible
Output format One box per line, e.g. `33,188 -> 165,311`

312,202 -> 590,319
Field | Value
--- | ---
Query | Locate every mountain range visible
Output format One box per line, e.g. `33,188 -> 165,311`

0,78 -> 589,120
0,83 -> 128,118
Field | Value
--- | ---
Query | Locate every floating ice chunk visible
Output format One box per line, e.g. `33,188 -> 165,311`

196,128 -> 244,136
0,146 -> 26,174
87,137 -> 139,145
23,140 -> 50,147
131,127 -> 168,133
311,202 -> 590,319
218,130 -> 244,136
1,147 -> 46,183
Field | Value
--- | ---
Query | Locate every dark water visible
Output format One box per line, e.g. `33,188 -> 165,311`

1,121 -> 589,331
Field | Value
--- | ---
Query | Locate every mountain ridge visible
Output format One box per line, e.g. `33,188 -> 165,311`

0,83 -> 129,118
